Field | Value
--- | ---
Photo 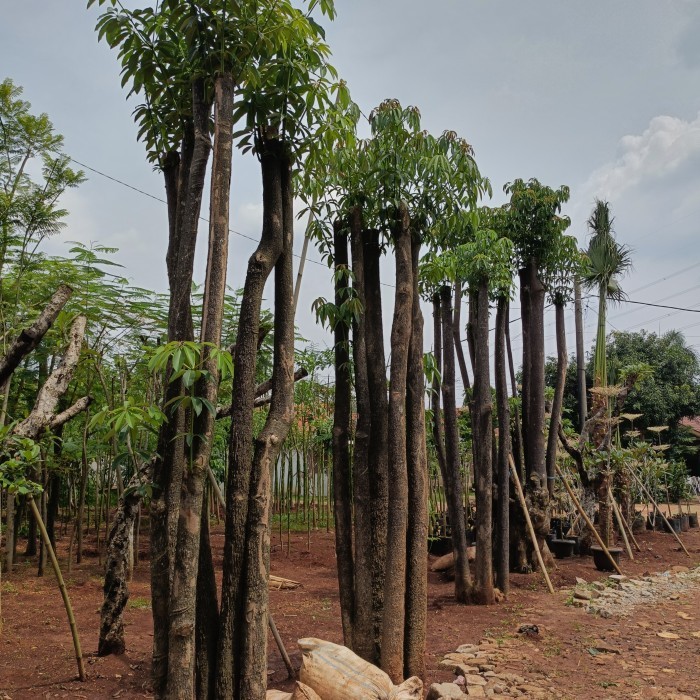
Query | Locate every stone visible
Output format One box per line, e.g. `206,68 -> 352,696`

670,565 -> 690,574
608,574 -> 627,583
427,682 -> 467,700
465,675 -> 488,686
573,588 -> 592,601
467,688 -> 486,698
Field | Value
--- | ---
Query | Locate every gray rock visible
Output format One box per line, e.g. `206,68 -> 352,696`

427,682 -> 468,700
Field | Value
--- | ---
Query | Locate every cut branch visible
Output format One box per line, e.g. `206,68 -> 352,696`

0,284 -> 73,385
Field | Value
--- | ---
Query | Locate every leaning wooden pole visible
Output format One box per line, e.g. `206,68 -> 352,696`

554,464 -> 623,575
29,495 -> 86,681
609,488 -> 634,560
509,455 -> 554,594
626,466 -> 690,558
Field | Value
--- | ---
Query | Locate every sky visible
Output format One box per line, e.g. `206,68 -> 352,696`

2,0 -> 700,387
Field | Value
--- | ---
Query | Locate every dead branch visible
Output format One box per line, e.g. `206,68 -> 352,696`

14,315 -> 87,440
0,285 -> 73,386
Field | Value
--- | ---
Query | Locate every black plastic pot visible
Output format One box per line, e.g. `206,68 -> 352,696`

689,513 -> 699,528
549,538 -> 576,559
631,512 -> 646,534
680,514 -> 690,532
590,545 -> 623,572
665,517 -> 682,534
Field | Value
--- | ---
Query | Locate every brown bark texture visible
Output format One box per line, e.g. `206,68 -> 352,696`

404,232 -> 427,679
380,205 -> 413,681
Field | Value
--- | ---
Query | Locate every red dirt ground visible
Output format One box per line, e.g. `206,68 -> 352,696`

1,517 -> 699,699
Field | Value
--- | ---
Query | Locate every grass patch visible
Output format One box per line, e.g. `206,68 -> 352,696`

129,596 -> 151,609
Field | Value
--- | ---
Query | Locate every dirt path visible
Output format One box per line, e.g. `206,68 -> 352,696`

0,524 -> 698,699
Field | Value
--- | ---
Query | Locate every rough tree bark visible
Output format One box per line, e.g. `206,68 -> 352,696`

452,278 -> 471,395
471,281 -> 494,604
381,204 -> 413,681
151,77 -> 212,697
494,296 -> 511,594
362,229 -> 389,660
237,147 -> 296,700
349,212 -> 374,661
215,135 -> 287,699
404,231 -> 427,679
166,72 -> 230,699
331,220 -> 355,649
545,301 -> 567,497
439,285 -> 473,603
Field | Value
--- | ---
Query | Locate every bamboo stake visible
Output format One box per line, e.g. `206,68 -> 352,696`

554,464 -> 623,575
626,466 -> 690,557
508,455 -> 554,594
613,496 -> 642,553
28,496 -> 86,681
609,488 -> 633,560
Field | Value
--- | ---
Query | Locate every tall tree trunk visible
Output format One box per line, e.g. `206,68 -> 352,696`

494,296 -> 510,594
362,229 -> 389,660
196,497 -> 219,700
431,297 -> 448,479
332,220 -> 355,648
574,279 -> 587,430
522,261 -> 550,563
546,301 -> 567,496
381,204 -> 413,681
237,150 -> 296,700
350,210 -> 374,662
471,281 -> 494,604
453,279 -> 471,396
151,76 -> 211,694
166,73 -> 230,699
440,285 -> 472,603
216,137 -> 287,699
505,309 -> 524,476
518,267 -> 532,482
404,232 -> 427,679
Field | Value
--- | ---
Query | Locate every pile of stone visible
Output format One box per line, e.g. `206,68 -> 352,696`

429,641 -> 554,699
571,565 -> 700,618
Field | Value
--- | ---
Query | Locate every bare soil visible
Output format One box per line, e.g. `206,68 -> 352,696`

1,517 -> 699,699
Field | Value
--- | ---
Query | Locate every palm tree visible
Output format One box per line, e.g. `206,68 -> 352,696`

582,199 -> 632,545
583,200 -> 633,391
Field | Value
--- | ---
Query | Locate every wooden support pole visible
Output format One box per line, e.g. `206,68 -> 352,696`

626,466 -> 690,558
508,455 -> 554,594
554,464 -> 623,576
29,496 -> 86,681
609,488 -> 634,560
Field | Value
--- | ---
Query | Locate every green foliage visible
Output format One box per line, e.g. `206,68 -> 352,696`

0,428 -> 43,495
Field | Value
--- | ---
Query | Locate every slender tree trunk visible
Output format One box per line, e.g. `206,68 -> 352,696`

404,231 -> 427,679
331,220 -> 355,648
574,280 -> 587,430
196,497 -> 219,700
151,76 -> 211,693
518,267 -> 532,482
166,73 -> 229,699
431,297 -> 448,479
381,205 -> 413,681
237,149 -> 296,700
453,279 -> 471,396
362,229 -> 389,660
98,480 -> 143,656
216,137 -> 287,699
546,301 -> 568,496
522,261 -> 551,563
494,296 -> 510,594
505,309 -> 524,476
349,213 -> 374,661
440,285 -> 472,603
471,281 -> 494,604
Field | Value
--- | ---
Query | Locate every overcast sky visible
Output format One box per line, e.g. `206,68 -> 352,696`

3,1 -> 700,384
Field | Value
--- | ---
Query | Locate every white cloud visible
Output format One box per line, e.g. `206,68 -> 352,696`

580,112 -> 700,204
